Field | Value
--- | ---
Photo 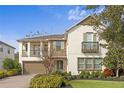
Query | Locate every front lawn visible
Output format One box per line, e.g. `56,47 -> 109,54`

69,80 -> 124,88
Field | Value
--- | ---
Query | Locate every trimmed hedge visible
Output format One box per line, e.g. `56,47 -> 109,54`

79,71 -> 103,79
0,69 -> 21,79
6,69 -> 21,76
0,70 -> 5,79
30,74 -> 63,88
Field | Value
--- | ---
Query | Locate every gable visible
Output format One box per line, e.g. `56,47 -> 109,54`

66,15 -> 95,34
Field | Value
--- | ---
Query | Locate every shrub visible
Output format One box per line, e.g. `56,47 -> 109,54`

6,69 -> 20,76
13,60 -> 22,73
2,58 -> 14,70
30,74 -> 63,88
79,71 -> 86,78
51,71 -> 72,86
79,71 -> 103,79
90,71 -> 102,78
79,71 -> 90,79
2,58 -> 22,74
103,68 -> 114,78
0,70 -> 5,79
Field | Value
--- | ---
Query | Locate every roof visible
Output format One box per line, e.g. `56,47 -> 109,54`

0,41 -> 16,49
17,15 -> 94,42
17,34 -> 66,42
65,15 -> 94,33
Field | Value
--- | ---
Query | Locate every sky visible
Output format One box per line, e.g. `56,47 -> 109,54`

0,5 -> 104,52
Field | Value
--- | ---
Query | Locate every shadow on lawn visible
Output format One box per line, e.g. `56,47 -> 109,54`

61,84 -> 73,88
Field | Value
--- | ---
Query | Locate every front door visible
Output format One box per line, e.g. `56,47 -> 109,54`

56,60 -> 64,72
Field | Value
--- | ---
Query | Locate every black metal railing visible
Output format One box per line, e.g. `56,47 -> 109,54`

82,42 -> 99,53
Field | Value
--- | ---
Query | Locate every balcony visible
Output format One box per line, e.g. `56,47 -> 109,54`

52,50 -> 66,57
82,42 -> 99,53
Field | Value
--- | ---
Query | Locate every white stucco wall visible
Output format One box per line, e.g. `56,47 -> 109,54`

67,25 -> 107,75
0,43 -> 15,69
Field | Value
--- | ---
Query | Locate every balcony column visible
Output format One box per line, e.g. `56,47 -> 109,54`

19,42 -> 22,64
40,42 -> 43,56
27,42 -> 30,57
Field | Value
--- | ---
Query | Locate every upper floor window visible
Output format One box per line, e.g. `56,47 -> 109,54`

56,41 -> 61,50
53,41 -> 65,51
83,32 -> 96,42
22,43 -> 28,51
0,48 -> 3,52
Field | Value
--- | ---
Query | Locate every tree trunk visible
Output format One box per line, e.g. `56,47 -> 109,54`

116,68 -> 119,77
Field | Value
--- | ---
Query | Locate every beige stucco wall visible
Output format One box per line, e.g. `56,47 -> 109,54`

67,25 -> 107,75
0,43 -> 15,69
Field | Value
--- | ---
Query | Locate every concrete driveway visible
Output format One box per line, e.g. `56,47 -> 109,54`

0,74 -> 35,88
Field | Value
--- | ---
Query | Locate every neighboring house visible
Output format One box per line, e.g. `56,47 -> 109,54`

18,15 -> 107,75
0,41 -> 15,69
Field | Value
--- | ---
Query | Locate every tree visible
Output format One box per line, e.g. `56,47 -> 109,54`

41,44 -> 55,74
86,5 -> 124,45
103,44 -> 124,77
85,5 -> 124,77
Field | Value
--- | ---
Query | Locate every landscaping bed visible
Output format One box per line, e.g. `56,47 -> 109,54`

0,69 -> 21,79
29,70 -> 124,88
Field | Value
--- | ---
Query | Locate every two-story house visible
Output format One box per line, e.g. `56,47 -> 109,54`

18,15 -> 107,75
0,41 -> 15,69
18,35 -> 67,74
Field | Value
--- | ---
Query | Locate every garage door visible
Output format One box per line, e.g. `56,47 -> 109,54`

23,61 -> 46,74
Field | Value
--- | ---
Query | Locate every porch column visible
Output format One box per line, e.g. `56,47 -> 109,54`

27,42 -> 30,57
40,42 -> 43,57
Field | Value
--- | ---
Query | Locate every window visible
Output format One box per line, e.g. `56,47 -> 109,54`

56,41 -> 61,50
86,33 -> 93,42
8,49 -> 10,54
86,58 -> 93,69
0,48 -> 3,52
56,60 -> 63,71
53,41 -> 64,50
22,43 -> 28,51
30,44 -> 40,57
94,58 -> 102,70
78,58 -> 102,71
78,58 -> 85,70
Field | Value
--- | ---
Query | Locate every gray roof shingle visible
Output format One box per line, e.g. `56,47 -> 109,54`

17,34 -> 66,42
0,41 -> 15,49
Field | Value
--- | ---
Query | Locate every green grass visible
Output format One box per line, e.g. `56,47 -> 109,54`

69,80 -> 124,88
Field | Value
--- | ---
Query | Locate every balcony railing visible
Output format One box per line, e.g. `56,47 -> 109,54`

82,42 -> 99,53
22,50 -> 28,57
52,50 -> 66,57
30,50 -> 40,57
